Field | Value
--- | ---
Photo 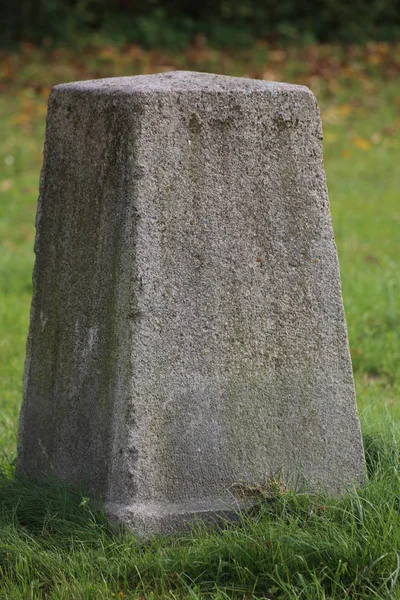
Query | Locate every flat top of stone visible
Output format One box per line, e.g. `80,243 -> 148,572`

54,71 -> 311,96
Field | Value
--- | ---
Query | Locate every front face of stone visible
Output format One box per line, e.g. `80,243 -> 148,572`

18,73 -> 364,521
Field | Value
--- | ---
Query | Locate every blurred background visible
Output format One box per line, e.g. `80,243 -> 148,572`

2,0 -> 400,47
1,1 -> 400,457
1,7 -> 400,596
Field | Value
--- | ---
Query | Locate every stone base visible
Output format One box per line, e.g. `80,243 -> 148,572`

104,497 -> 254,538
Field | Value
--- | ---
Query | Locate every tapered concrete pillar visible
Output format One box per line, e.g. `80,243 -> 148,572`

18,72 -> 365,536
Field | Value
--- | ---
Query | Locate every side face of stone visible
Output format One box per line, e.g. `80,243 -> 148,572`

17,85 -> 142,496
18,72 -> 365,532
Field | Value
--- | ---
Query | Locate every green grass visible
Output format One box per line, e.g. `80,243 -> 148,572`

0,426 -> 400,599
1,43 -> 400,598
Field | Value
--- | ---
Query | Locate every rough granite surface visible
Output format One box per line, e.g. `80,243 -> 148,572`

17,71 -> 365,536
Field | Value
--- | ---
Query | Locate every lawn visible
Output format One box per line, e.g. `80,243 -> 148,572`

0,42 -> 400,599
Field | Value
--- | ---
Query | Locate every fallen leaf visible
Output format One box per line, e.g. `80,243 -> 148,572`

339,103 -> 351,116
262,69 -> 278,81
371,133 -> 381,145
270,49 -> 286,62
365,254 -> 379,264
353,136 -> 372,150
368,53 -> 382,66
0,179 -> 13,191
11,112 -> 32,126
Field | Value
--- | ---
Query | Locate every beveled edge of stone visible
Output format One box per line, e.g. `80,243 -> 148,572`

104,497 -> 256,538
51,70 -> 313,97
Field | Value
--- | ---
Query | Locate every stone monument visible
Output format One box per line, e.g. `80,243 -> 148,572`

17,72 -> 365,536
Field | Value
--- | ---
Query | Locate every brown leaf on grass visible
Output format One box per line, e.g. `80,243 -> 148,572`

382,121 -> 400,136
21,227 -> 34,242
39,87 -> 51,99
353,136 -> 372,150
262,69 -> 279,81
11,112 -> 32,126
0,180 -> 13,191
339,103 -> 351,116
365,254 -> 379,264
270,49 -> 286,62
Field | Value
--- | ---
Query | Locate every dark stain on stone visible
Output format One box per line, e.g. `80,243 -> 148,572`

189,113 -> 202,136
274,115 -> 299,132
